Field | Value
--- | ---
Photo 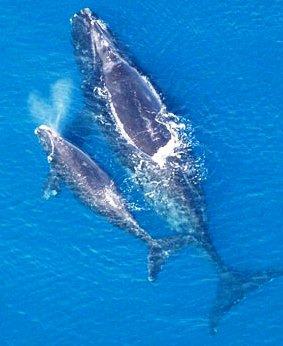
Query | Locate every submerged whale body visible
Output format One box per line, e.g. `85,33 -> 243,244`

71,8 -> 283,333
35,124 -> 190,281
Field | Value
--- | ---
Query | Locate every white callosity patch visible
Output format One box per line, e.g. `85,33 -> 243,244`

86,15 -> 122,75
71,10 -> 98,70
94,37 -> 116,74
88,21 -> 98,61
37,125 -> 57,162
96,19 -> 108,32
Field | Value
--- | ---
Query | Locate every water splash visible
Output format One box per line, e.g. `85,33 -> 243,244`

28,79 -> 73,132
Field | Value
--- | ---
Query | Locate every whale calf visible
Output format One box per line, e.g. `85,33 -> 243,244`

35,125 -> 190,281
71,8 -> 283,333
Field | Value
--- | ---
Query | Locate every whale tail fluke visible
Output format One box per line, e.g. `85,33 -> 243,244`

147,240 -> 169,282
147,235 -> 195,282
210,268 -> 283,334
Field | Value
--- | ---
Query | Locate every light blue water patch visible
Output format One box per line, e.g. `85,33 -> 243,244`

1,0 -> 283,345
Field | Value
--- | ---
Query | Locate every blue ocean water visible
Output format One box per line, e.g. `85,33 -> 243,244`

1,0 -> 283,345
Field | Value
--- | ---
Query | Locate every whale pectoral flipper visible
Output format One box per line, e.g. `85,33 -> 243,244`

210,269 -> 283,334
43,169 -> 61,200
148,235 -> 195,282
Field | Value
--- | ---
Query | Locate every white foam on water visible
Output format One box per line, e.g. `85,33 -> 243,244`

28,79 -> 73,132
151,112 -> 186,167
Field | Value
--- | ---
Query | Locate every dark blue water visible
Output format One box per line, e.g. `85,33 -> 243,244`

1,1 -> 283,345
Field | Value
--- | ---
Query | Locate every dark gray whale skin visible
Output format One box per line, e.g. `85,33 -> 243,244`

71,9 -> 171,158
71,8 -> 283,333
35,125 -> 189,281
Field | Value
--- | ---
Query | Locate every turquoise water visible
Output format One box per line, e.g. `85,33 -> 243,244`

1,0 -> 283,345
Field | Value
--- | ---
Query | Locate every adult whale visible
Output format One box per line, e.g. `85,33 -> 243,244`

35,125 -> 189,281
71,8 -> 283,333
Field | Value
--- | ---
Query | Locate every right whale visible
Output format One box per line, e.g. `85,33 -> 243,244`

71,8 -> 283,333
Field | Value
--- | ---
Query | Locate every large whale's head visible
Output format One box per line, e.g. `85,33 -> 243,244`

71,8 -> 120,72
34,125 -> 62,163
